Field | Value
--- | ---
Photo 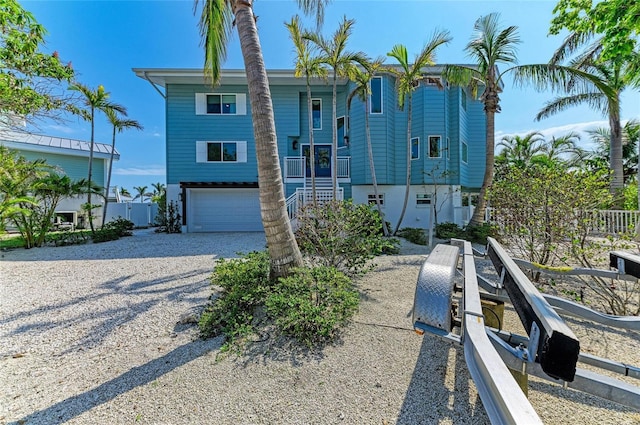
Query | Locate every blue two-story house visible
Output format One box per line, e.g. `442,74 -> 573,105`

133,67 -> 485,232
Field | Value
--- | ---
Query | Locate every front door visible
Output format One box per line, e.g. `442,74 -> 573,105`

303,145 -> 331,178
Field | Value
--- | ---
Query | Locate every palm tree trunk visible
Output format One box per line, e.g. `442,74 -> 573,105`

234,0 -> 303,279
469,103 -> 496,226
331,73 -> 338,200
609,108 -> 624,197
87,107 -> 96,233
365,96 -> 388,236
306,82 -> 316,204
394,94 -> 412,235
102,126 -> 116,226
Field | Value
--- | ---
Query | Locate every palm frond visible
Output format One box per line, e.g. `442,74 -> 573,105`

295,0 -> 331,29
550,31 -> 594,64
535,92 -> 608,121
195,0 -> 233,85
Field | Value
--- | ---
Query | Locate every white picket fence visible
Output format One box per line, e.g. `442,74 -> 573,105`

105,202 -> 159,228
486,208 -> 640,235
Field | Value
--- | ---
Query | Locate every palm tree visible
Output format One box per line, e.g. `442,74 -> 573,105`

133,185 -> 149,203
195,0 -> 327,278
536,41 -> 637,195
586,119 -> 640,183
387,30 -> 451,234
103,108 -> 143,225
346,57 -> 390,235
496,132 -> 545,169
70,83 -> 125,233
443,13 -> 612,224
119,187 -> 131,197
540,132 -> 585,169
304,16 -> 367,200
286,15 -> 328,203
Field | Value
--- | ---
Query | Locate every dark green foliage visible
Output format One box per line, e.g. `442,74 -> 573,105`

45,230 -> 90,246
198,251 -> 272,341
397,227 -> 427,245
266,266 -> 359,347
295,200 -> 397,275
463,223 -> 496,245
435,222 -> 464,239
92,218 -> 134,243
156,200 -> 182,233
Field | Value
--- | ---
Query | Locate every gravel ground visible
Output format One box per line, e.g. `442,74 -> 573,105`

0,230 -> 639,424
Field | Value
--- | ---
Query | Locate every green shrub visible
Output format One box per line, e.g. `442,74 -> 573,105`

295,200 -> 397,276
435,222 -> 464,239
464,223 -> 496,245
198,251 -> 272,341
265,266 -> 359,347
397,227 -> 427,245
45,230 -> 90,246
92,228 -> 120,243
103,217 -> 134,236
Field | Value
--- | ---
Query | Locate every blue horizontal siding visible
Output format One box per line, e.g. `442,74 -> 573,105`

18,151 -> 105,186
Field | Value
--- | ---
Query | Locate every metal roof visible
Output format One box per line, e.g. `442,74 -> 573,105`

0,131 -> 119,160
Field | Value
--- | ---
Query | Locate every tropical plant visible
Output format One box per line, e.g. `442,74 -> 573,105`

496,131 -> 545,170
119,187 -> 131,197
346,56 -> 389,235
537,39 -> 637,195
585,119 -> 640,183
304,16 -> 367,200
0,0 -> 75,123
133,185 -> 149,203
443,13 -> 614,224
387,30 -> 452,234
0,147 -> 44,232
151,182 -> 166,201
70,83 -> 125,233
194,0 -> 329,278
103,108 -> 143,225
286,15 -> 328,203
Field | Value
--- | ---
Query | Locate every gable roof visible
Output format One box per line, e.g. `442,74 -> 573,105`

0,131 -> 119,160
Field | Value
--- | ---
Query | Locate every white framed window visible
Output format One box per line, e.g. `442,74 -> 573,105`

461,88 -> 467,111
461,141 -> 468,164
337,116 -> 347,148
195,93 -> 247,115
369,76 -> 383,114
428,135 -> 441,158
312,98 -> 322,130
196,141 -> 247,163
416,193 -> 432,207
367,193 -> 384,206
411,137 -> 420,160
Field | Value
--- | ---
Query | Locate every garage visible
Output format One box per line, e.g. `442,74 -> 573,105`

187,188 -> 263,232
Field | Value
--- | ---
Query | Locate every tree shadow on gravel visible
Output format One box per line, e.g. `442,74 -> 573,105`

397,336 -> 490,425
7,337 -> 223,425
0,269 -> 212,357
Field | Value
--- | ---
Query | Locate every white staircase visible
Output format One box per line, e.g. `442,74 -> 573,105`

285,179 -> 343,223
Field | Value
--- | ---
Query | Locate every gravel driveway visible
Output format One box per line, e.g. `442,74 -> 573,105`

1,229 -> 638,424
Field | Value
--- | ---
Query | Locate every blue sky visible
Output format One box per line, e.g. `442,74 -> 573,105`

22,0 -> 640,192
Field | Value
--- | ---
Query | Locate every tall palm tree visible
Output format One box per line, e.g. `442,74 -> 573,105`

586,119 -> 640,183
387,30 -> 452,235
70,83 -> 125,233
304,16 -> 367,200
286,15 -> 328,203
195,0 -> 328,278
133,185 -> 149,203
443,13 -> 612,224
103,108 -> 143,225
347,57 -> 389,235
536,41 -> 637,195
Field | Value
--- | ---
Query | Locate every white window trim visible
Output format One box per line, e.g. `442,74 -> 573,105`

411,136 -> 420,160
196,141 -> 247,163
369,76 -> 383,115
461,141 -> 468,164
195,93 -> 247,115
416,193 -> 432,208
428,135 -> 442,159
312,98 -> 322,130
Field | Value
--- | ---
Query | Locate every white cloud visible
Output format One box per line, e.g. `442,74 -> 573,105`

114,167 -> 165,176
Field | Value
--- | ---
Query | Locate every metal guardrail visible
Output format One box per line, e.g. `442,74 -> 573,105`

486,237 -> 580,382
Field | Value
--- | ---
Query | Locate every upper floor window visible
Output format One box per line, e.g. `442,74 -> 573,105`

461,88 -> 467,111
462,141 -> 468,164
411,137 -> 420,160
337,116 -> 346,148
195,93 -> 247,115
196,141 -> 247,163
370,77 -> 383,114
429,135 -> 441,158
312,99 -> 322,130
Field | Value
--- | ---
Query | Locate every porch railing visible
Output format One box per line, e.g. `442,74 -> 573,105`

284,156 -> 350,180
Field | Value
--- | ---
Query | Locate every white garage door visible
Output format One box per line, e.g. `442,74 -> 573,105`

188,188 -> 263,232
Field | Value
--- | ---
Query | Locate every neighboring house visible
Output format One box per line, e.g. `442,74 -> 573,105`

0,131 -> 119,227
133,67 -> 486,232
